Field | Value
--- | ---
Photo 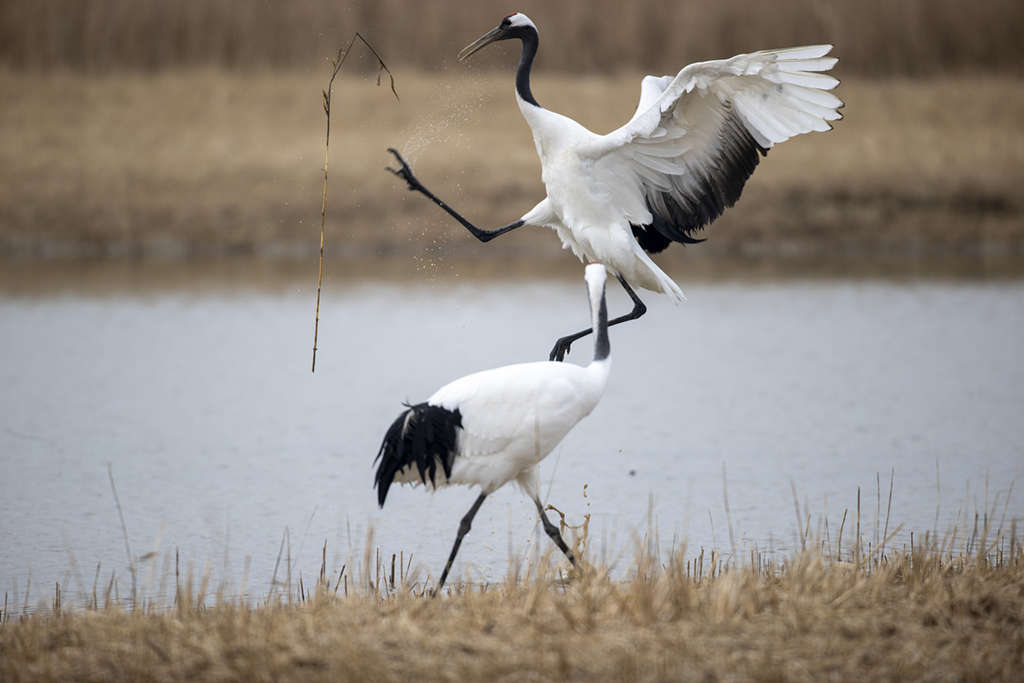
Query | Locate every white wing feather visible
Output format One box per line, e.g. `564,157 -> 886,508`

588,45 -> 841,158
579,45 -> 842,244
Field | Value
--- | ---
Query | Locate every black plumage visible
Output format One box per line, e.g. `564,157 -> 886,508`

373,402 -> 462,507
631,106 -> 769,254
630,220 -> 673,253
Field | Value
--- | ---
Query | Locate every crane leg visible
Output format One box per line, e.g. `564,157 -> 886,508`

534,497 -> 577,566
549,275 -> 646,362
434,492 -> 488,596
387,148 -> 525,242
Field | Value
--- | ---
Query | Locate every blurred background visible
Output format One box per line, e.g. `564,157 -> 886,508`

1,0 -> 1022,272
2,1 -> 1023,609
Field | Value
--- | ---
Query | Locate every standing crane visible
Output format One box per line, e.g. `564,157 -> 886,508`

374,263 -> 612,594
388,12 -> 842,360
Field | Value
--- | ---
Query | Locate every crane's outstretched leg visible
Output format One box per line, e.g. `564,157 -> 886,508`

534,497 -> 577,567
434,492 -> 488,596
549,275 -> 646,362
387,149 -> 525,242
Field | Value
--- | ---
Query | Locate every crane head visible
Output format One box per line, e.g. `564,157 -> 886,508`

458,13 -> 537,62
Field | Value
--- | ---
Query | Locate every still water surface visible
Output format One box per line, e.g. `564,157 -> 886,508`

2,274 -> 1023,607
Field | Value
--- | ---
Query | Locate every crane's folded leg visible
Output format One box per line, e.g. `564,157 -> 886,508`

533,497 -> 577,566
435,492 -> 488,596
387,148 -> 525,242
549,275 -> 646,362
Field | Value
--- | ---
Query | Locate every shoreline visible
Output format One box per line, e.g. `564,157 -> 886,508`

3,248 -> 1024,297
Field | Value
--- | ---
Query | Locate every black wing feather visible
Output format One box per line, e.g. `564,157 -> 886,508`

631,105 -> 769,254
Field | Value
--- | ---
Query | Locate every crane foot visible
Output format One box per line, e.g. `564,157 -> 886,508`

549,338 -> 573,362
386,148 -> 424,192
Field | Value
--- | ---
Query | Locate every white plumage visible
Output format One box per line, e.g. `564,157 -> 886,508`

374,263 -> 611,591
388,12 -> 842,359
512,20 -> 842,298
419,357 -> 608,493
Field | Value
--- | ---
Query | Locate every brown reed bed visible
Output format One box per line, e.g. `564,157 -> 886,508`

2,512 -> 1022,682
2,0 -> 1022,76
2,68 -> 1022,272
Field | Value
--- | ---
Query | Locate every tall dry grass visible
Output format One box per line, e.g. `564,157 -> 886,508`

2,0 -> 1022,76
3,473 -> 1021,680
2,525 -> 1022,682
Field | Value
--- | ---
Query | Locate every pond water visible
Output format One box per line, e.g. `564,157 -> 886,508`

2,272 -> 1022,609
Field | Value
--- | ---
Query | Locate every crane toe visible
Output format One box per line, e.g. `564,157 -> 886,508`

549,339 -> 573,362
385,148 -> 422,191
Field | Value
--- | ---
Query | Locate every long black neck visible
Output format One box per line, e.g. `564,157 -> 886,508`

512,26 -> 539,107
593,291 -> 610,362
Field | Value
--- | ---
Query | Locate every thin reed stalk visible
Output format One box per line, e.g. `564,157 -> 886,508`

311,33 -> 397,373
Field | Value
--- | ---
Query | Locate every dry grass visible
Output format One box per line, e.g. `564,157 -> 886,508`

2,68 -> 1023,270
4,478 -> 1022,681
2,538 -> 1022,682
2,0 -> 1022,76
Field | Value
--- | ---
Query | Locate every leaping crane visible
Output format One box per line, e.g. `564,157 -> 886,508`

388,12 -> 842,360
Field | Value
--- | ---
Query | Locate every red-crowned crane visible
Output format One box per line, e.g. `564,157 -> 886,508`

374,263 -> 611,594
388,12 -> 842,361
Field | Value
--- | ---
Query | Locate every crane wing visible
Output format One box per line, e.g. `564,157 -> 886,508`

581,45 -> 843,250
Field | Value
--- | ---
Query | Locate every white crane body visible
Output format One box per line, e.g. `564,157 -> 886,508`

390,358 -> 608,495
517,99 -> 685,297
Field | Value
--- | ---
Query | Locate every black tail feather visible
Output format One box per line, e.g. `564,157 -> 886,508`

373,402 -> 462,507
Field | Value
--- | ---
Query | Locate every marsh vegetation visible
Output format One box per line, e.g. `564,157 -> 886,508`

3,517 -> 1022,682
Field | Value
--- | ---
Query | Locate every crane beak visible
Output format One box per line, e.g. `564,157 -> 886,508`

458,26 -> 504,62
